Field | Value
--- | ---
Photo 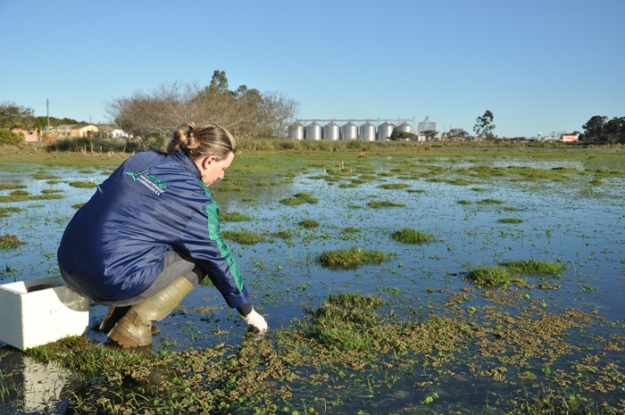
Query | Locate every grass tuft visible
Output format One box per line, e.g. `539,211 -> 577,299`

220,211 -> 251,222
319,246 -> 393,268
0,183 -> 26,191
299,219 -> 319,229
221,230 -> 265,245
498,217 -> 523,224
377,183 -> 410,190
368,200 -> 405,209
310,292 -> 384,352
0,234 -> 27,249
392,228 -> 434,244
69,181 -> 97,188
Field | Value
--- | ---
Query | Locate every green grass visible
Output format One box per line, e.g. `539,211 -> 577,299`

299,219 -> 319,229
310,292 -> 383,352
221,230 -> 265,244
368,200 -> 405,209
478,198 -> 503,204
220,211 -> 251,222
0,183 -> 26,191
41,189 -> 64,194
0,193 -> 64,203
377,183 -> 410,190
457,200 -> 472,205
0,234 -> 26,249
72,203 -> 86,209
498,217 -> 523,224
272,230 -> 292,239
319,246 -> 393,268
293,192 -> 318,204
32,173 -> 60,180
280,197 -> 306,206
69,181 -> 97,188
391,228 -> 434,244
499,259 -> 566,276
0,207 -> 22,217
406,189 -> 425,193
341,227 -> 361,233
467,259 -> 565,287
466,266 -> 512,287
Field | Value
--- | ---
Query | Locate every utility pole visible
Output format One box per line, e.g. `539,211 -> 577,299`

46,99 -> 50,136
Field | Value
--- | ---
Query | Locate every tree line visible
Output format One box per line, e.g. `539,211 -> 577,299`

581,115 -> 625,144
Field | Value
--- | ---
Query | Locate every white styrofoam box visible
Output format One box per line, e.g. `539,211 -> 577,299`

0,275 -> 90,350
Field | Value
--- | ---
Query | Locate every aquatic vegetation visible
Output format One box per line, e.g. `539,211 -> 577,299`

221,230 -> 265,244
457,200 -> 472,205
368,200 -> 405,208
220,211 -> 251,222
310,293 -> 383,352
69,181 -> 97,188
0,234 -> 26,249
72,203 -> 86,209
272,230 -> 292,239
0,206 -> 22,217
341,227 -> 360,233
11,190 -> 29,196
377,183 -> 410,190
293,192 -> 318,204
0,183 -> 26,191
498,217 -> 523,224
299,219 -> 319,229
467,260 -> 565,287
478,198 -> 504,204
0,193 -> 64,202
41,189 -> 64,194
32,173 -> 60,180
319,246 -> 393,268
406,189 -> 425,193
391,228 -> 434,244
500,259 -> 566,276
466,266 -> 511,287
280,192 -> 318,206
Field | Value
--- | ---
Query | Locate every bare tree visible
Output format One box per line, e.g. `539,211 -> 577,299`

106,72 -> 298,147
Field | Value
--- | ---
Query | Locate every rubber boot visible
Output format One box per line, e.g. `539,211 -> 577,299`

98,306 -> 130,334
100,306 -> 159,335
107,276 -> 194,348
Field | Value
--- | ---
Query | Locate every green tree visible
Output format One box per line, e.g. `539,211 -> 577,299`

389,130 -> 417,141
422,129 -> 439,141
603,116 -> 624,144
0,102 -> 35,130
473,110 -> 495,139
582,115 -> 607,143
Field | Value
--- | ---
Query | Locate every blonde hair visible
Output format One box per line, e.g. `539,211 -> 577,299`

168,122 -> 236,162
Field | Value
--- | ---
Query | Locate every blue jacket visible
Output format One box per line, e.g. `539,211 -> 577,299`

57,150 -> 249,308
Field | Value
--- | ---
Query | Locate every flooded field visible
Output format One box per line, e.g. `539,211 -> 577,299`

1,146 -> 624,414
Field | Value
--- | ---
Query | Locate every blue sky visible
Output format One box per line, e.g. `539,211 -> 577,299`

1,0 -> 623,137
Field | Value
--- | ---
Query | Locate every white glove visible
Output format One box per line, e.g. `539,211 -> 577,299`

244,308 -> 268,333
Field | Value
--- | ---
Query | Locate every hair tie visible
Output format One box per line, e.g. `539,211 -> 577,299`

212,123 -> 219,128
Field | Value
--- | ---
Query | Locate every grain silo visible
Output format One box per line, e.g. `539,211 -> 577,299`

377,122 -> 396,141
360,121 -> 376,141
323,122 -> 340,141
341,122 -> 358,140
287,121 -> 304,140
397,122 -> 413,134
305,121 -> 322,140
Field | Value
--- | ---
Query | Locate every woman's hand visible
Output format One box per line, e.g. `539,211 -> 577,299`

244,308 -> 268,333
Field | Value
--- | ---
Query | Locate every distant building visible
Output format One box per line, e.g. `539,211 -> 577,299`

98,124 -> 129,138
12,128 -> 39,142
417,116 -> 437,141
52,124 -> 99,138
561,133 -> 579,142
